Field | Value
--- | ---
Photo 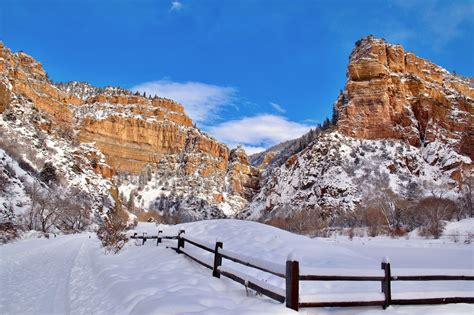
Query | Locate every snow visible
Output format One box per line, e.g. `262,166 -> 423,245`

443,218 -> 474,236
184,234 -> 215,251
218,265 -> 286,297
218,247 -> 286,276
300,267 -> 384,278
391,269 -> 474,277
1,220 -> 473,314
181,246 -> 214,267
392,291 -> 474,300
300,292 -> 385,304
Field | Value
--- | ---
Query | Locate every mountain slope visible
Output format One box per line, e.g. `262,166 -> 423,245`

0,41 -> 259,225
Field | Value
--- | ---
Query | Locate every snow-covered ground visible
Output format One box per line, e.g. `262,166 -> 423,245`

1,220 -> 473,314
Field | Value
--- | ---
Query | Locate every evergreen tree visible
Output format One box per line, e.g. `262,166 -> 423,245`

332,104 -> 339,126
322,118 -> 331,130
127,191 -> 135,212
39,162 -> 57,184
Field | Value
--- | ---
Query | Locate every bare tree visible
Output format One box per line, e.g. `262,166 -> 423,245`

364,206 -> 386,237
37,190 -> 61,233
24,182 -> 43,230
416,196 -> 457,238
459,171 -> 473,218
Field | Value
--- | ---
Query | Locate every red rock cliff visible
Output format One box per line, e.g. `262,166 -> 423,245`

335,36 -> 474,159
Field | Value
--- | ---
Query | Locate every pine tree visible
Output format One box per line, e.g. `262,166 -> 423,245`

127,191 -> 135,212
39,162 -> 57,184
332,104 -> 339,126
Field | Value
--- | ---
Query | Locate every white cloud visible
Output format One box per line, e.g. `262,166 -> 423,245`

240,145 -> 268,155
132,80 -> 236,122
208,114 -> 314,153
270,102 -> 286,113
422,2 -> 474,50
170,1 -> 183,11
390,1 -> 474,49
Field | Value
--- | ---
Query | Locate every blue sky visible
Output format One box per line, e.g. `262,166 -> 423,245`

1,0 -> 473,154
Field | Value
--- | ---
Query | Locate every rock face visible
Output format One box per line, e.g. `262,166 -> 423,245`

227,147 -> 260,200
0,42 -> 259,220
335,36 -> 474,159
243,36 -> 473,221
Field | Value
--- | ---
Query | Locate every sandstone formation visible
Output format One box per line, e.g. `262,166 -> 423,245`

227,147 -> 260,200
335,36 -> 474,160
0,41 -> 259,219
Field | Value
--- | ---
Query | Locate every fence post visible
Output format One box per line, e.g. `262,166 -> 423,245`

213,240 -> 223,278
156,230 -> 162,246
286,254 -> 299,311
381,257 -> 391,309
177,229 -> 185,254
142,232 -> 147,245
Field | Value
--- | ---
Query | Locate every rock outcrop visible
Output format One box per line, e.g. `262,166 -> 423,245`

335,36 -> 474,159
227,147 -> 260,200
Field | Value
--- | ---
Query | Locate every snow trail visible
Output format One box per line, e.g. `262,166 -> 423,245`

0,235 -> 87,314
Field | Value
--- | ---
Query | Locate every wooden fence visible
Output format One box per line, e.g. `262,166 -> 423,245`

131,230 -> 474,311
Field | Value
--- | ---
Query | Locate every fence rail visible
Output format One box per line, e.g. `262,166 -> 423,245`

130,230 -> 474,311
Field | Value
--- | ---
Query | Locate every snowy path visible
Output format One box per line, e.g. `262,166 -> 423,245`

1,220 -> 473,315
0,235 -> 87,314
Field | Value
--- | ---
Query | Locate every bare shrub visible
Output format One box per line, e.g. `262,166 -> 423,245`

264,208 -> 329,237
347,227 -> 354,240
135,209 -> 164,223
415,197 -> 457,238
96,217 -> 129,254
265,216 -> 290,231
364,206 -> 387,237
389,226 -> 408,238
0,222 -> 21,244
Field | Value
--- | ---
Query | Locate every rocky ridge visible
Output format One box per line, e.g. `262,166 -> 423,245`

335,36 -> 473,159
0,42 -> 259,222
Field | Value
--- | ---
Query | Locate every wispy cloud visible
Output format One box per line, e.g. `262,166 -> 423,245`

270,102 -> 286,113
389,0 -> 474,50
421,1 -> 474,50
132,80 -> 236,123
208,114 -> 314,154
170,1 -> 183,12
240,145 -> 268,155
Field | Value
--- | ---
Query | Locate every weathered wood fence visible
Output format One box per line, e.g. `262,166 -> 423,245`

131,230 -> 474,311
